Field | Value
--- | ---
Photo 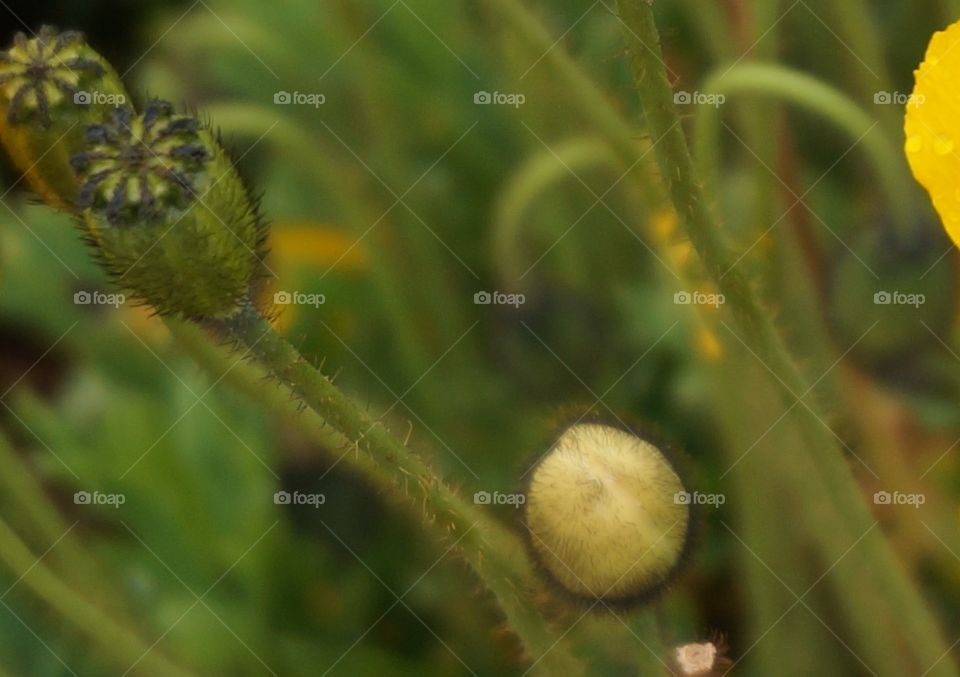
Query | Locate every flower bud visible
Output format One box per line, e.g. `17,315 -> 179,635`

523,422 -> 692,606
0,25 -> 129,210
72,101 -> 266,318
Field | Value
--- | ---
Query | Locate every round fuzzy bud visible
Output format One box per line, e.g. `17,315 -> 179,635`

524,422 -> 691,605
73,101 -> 266,318
0,25 -> 129,209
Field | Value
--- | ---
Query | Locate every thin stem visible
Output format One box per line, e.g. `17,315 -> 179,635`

0,517 -> 193,677
943,0 -> 960,22
676,0 -> 735,62
717,354 -> 914,675
0,432 -> 119,602
630,610 -> 670,675
492,135 -> 621,286
614,2 -> 955,673
481,0 -> 663,211
199,307 -> 582,675
807,1 -> 893,118
694,62 -> 912,228
203,102 -> 435,382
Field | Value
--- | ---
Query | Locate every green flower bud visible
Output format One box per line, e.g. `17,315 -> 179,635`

523,422 -> 692,606
0,25 -> 129,210
72,101 -> 267,318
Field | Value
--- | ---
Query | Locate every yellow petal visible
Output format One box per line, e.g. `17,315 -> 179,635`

906,19 -> 960,244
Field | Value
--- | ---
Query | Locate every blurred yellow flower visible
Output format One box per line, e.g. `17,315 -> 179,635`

649,208 -> 724,361
264,222 -> 367,332
905,19 -> 960,245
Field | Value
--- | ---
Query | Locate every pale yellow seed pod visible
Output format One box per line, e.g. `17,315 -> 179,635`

524,422 -> 692,606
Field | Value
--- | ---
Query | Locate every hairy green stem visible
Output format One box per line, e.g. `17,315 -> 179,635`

694,62 -> 911,228
200,306 -> 581,675
615,2 -> 955,672
0,516 -> 193,677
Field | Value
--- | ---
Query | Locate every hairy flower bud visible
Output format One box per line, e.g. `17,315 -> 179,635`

523,422 -> 692,606
72,100 -> 266,318
0,25 -> 129,209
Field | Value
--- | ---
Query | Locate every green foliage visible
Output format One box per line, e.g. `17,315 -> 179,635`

1,0 -> 960,675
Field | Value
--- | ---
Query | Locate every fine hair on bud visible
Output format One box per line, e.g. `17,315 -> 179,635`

0,25 -> 130,209
522,418 -> 693,608
71,100 -> 268,319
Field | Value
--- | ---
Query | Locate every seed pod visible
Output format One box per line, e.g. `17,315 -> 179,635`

72,101 -> 267,318
523,421 -> 692,606
0,25 -> 129,210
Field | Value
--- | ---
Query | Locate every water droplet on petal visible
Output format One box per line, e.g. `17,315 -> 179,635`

934,138 -> 955,155
906,136 -> 924,153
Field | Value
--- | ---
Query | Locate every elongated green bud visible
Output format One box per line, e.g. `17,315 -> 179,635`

72,101 -> 266,318
0,25 -> 129,210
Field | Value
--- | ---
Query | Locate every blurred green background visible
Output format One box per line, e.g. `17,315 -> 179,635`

2,0 -> 960,674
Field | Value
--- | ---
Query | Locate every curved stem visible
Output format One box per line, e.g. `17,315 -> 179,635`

481,0 -> 664,212
492,136 -> 620,286
0,517 -> 193,677
807,0 -> 894,125
694,62 -> 912,228
614,3 -> 956,673
198,307 -> 582,675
